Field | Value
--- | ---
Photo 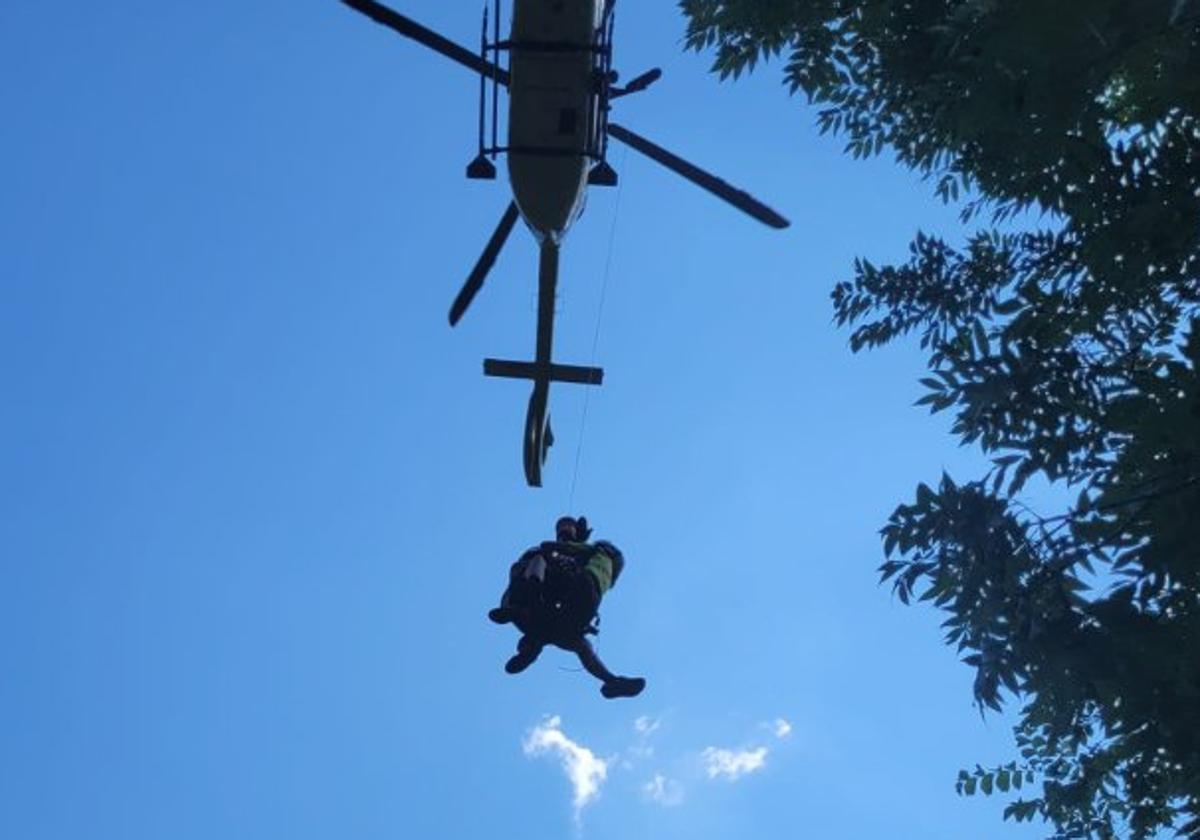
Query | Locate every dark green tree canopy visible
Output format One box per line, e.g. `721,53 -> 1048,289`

681,2 -> 1200,837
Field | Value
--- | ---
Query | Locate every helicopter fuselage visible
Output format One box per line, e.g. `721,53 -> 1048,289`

340,0 -> 788,486
506,0 -> 604,244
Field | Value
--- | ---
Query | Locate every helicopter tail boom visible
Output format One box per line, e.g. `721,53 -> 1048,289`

482,240 -> 603,487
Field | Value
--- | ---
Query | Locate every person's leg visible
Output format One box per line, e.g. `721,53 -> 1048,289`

567,636 -> 617,682
505,634 -> 544,674
565,637 -> 646,699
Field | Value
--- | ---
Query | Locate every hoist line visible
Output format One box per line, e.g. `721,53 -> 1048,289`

567,146 -> 628,511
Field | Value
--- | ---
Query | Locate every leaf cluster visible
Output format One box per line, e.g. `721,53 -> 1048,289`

681,1 -> 1200,836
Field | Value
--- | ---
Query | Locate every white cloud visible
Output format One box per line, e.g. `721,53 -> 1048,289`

702,746 -> 768,781
628,715 -> 662,761
634,715 -> 661,736
773,718 -> 793,739
643,774 -> 685,807
523,716 -> 608,818
626,744 -> 654,764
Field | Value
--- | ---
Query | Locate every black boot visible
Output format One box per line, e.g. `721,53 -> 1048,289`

600,676 -> 646,699
505,636 -> 543,674
488,607 -> 517,625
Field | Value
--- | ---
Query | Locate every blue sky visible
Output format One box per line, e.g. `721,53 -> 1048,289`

2,1 -> 1050,837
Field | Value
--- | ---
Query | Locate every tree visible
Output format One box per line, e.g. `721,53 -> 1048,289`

679,1 -> 1200,836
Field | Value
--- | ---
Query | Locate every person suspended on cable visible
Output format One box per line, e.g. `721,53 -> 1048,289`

489,515 -> 646,699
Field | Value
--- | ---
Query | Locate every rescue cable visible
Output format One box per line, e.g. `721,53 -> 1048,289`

568,147 -> 627,510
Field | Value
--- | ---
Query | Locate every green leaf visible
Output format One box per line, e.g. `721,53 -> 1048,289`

883,531 -> 899,558
916,482 -> 935,506
681,3 -> 1200,835
973,322 -> 989,356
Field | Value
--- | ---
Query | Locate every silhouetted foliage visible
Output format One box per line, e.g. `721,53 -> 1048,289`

681,1 -> 1200,836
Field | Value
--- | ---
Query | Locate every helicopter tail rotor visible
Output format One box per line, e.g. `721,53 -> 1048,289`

485,360 -> 601,488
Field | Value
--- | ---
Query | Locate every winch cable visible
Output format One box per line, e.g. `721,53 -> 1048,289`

567,146 -> 627,512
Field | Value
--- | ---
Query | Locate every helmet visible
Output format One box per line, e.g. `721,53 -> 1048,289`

555,515 -> 592,542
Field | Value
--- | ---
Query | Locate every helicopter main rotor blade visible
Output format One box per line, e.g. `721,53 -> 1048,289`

606,123 -> 790,229
341,0 -> 510,86
449,201 -> 521,326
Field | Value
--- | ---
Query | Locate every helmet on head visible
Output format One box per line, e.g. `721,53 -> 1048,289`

555,515 -> 592,542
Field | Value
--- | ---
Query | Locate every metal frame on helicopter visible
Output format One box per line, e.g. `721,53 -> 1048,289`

341,0 -> 790,487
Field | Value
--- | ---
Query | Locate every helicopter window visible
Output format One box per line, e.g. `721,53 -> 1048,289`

557,108 -> 579,136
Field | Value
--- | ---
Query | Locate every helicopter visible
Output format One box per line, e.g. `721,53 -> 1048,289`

341,0 -> 790,486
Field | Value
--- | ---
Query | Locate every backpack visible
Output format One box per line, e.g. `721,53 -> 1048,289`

511,546 -> 601,641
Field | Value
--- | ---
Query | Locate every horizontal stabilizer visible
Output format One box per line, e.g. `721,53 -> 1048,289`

484,359 -> 604,386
